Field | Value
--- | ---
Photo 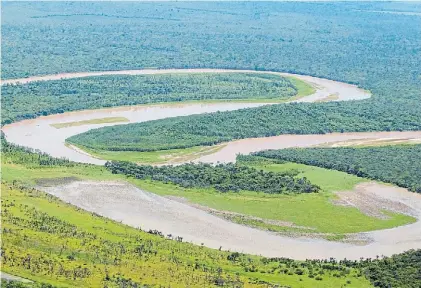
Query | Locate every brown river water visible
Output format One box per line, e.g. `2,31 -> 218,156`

2,69 -> 421,259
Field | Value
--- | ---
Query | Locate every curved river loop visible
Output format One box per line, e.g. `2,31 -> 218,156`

2,69 -> 421,260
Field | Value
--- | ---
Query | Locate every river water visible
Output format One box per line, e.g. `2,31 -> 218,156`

3,69 -> 421,260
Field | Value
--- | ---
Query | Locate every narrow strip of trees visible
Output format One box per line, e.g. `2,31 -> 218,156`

105,161 -> 320,194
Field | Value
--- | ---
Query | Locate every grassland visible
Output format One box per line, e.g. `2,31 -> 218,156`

50,117 -> 129,129
256,145 -> 421,193
3,182 -> 372,288
3,137 -> 414,238
3,146 -> 413,239
285,76 -> 316,98
1,154 -> 373,287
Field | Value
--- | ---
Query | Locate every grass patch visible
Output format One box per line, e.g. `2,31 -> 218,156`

68,143 -> 225,164
51,116 -> 129,129
225,214 -> 314,234
1,162 -> 119,185
315,93 -> 340,102
133,179 -> 414,235
243,161 -> 364,192
286,76 -> 316,98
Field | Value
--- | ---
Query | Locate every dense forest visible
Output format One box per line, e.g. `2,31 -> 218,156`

67,99 -> 421,152
255,145 -> 421,193
4,1 -> 421,146
2,2 -> 420,81
105,161 -> 320,194
1,73 -> 299,124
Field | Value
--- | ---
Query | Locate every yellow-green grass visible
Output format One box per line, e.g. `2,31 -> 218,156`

68,143 -> 225,164
285,76 -> 316,98
315,93 -> 340,102
1,182 -> 372,288
50,116 -> 129,129
1,162 -> 117,185
317,138 -> 421,148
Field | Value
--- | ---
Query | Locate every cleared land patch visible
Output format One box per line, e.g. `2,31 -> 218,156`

50,116 -> 129,129
333,182 -> 415,220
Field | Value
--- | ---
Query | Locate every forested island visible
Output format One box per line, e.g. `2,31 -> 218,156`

67,99 -> 421,152
1,73 -> 305,124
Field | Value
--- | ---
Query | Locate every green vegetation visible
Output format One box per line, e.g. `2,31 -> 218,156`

134,178 -> 413,236
51,117 -> 129,129
2,2 -> 421,287
3,2 -> 421,144
1,72 -> 309,124
7,182 -> 371,287
105,161 -> 320,194
363,250 -> 421,288
1,139 -> 374,288
1,128 -> 420,288
69,143 -> 225,164
67,98 -> 421,152
106,156 -> 412,236
2,135 -> 415,236
255,145 -> 421,193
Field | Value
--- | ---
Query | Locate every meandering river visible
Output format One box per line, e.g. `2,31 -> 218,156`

2,69 -> 421,260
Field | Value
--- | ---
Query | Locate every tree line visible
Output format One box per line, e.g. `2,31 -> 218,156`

67,98 -> 421,152
255,145 -> 421,193
105,161 -> 320,194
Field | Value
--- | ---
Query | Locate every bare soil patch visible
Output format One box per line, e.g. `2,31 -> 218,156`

333,182 -> 414,219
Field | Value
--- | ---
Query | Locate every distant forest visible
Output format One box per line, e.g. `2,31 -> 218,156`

255,145 -> 421,193
3,2 -> 421,144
